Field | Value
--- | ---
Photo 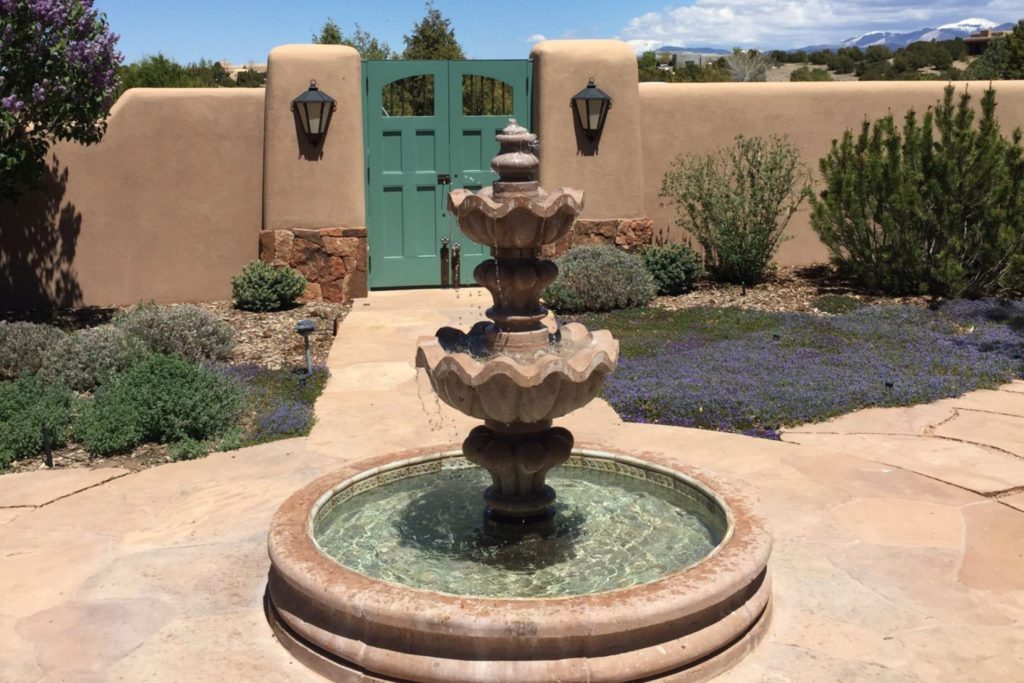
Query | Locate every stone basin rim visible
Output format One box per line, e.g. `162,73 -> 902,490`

305,448 -> 736,600
267,442 -> 772,623
266,443 -> 773,681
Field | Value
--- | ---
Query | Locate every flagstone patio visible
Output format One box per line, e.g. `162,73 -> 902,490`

2,289 -> 1023,682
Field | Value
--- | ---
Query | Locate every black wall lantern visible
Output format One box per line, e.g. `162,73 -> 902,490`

570,78 -> 612,142
292,80 -> 337,147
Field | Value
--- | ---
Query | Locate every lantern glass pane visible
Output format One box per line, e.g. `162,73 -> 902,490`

587,100 -> 602,130
574,99 -> 590,131
307,102 -> 325,134
297,104 -> 311,134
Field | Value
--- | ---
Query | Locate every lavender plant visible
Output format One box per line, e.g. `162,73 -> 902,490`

0,0 -> 122,198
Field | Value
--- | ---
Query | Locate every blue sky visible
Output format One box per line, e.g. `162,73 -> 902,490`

95,1 -> 1019,64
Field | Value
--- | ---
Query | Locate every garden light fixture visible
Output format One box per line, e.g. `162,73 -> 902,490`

295,319 -> 315,380
292,80 -> 337,147
570,78 -> 612,141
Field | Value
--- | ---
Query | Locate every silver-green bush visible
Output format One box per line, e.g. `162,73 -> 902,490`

115,303 -> 234,363
0,322 -> 65,380
660,135 -> 810,286
542,246 -> 656,314
41,325 -> 148,392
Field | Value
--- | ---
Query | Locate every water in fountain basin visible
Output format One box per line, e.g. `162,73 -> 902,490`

313,454 -> 726,599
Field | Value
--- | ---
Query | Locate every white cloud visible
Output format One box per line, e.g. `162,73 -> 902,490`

620,1 -> 1016,49
523,33 -> 547,43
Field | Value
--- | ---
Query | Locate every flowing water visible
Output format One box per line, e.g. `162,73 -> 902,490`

314,454 -> 727,598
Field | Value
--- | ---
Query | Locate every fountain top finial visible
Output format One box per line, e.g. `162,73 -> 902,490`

492,119 -> 539,195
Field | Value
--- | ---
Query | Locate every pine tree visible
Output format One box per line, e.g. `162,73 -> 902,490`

403,2 -> 465,60
812,86 -> 1024,297
313,19 -> 395,60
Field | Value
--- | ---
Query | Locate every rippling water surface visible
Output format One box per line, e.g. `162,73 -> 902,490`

314,462 -> 725,598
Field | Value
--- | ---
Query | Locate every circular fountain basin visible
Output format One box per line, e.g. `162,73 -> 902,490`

267,446 -> 772,683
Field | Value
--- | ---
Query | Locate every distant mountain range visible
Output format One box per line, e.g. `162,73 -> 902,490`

800,18 -> 1015,52
654,18 -> 1016,55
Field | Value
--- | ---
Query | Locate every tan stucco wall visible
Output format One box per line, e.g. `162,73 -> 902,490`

0,88 -> 265,308
640,80 -> 1024,266
530,40 -> 645,220
262,44 -> 365,231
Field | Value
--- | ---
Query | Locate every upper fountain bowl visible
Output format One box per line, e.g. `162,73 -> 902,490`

447,186 -> 584,250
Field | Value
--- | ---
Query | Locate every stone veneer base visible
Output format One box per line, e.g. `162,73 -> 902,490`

260,226 -> 368,304
266,444 -> 772,683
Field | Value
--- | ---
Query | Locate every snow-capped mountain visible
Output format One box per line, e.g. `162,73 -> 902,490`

936,18 -> 997,33
801,17 -> 1015,51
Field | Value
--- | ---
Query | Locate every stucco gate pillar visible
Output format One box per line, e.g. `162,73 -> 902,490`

530,40 -> 652,255
260,44 -> 368,303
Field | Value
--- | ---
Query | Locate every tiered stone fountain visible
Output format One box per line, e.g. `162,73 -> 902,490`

416,119 -> 616,534
266,121 -> 773,683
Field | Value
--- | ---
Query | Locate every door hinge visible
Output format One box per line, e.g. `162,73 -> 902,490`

365,77 -> 369,95
368,254 -> 372,272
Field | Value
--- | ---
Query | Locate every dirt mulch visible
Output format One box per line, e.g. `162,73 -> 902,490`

193,301 -> 349,369
653,265 -> 934,314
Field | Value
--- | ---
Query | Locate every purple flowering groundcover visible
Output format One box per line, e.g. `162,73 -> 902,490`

576,301 -> 1023,439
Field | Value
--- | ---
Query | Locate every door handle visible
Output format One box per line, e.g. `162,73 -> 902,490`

437,174 -> 451,185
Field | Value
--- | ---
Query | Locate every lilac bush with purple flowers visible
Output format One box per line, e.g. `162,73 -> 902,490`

578,301 -> 1022,438
0,0 -> 121,198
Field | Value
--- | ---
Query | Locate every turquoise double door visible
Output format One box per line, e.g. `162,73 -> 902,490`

363,60 -> 532,288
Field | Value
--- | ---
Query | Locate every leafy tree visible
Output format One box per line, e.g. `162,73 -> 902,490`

725,49 -> 771,82
676,61 -> 733,83
637,51 -> 676,82
313,18 -> 395,60
235,68 -> 266,87
0,0 -> 122,199
790,66 -> 833,82
117,56 -> 262,95
117,54 -> 185,91
661,136 -> 811,286
812,86 -> 1024,297
864,45 -> 893,62
403,2 -> 465,60
964,20 -> 1024,80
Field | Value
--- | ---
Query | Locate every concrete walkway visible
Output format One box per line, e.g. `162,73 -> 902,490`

2,288 -> 1023,682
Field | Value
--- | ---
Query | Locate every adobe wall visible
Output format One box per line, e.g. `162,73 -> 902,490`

0,89 -> 265,309
639,80 -> 1024,266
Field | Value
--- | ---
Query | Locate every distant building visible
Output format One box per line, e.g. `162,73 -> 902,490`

965,29 -> 1011,56
656,51 -> 722,68
218,61 -> 268,81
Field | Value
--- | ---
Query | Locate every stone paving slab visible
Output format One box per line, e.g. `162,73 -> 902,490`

935,410 -> 1024,458
783,432 -> 1024,495
2,289 -> 1023,682
1001,492 -> 1024,512
946,388 -> 1024,418
782,402 -> 954,437
0,467 -> 129,508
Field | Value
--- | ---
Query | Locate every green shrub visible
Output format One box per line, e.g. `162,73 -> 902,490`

660,135 -> 811,287
0,322 -> 65,380
542,246 -> 656,313
642,244 -> 704,295
231,261 -> 307,312
168,427 -> 245,462
115,303 -> 234,363
41,325 -> 148,392
812,86 -> 1024,298
76,355 -> 243,456
0,375 -> 75,469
